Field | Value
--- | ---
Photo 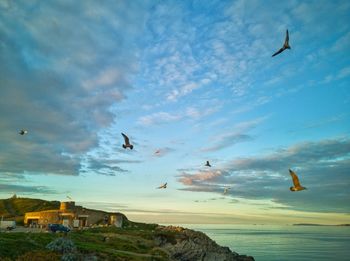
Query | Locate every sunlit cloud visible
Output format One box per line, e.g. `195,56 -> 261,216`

179,137 -> 350,213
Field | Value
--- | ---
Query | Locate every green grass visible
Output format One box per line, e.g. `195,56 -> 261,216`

0,225 -> 170,261
0,232 -> 58,259
0,197 -> 60,224
0,197 -> 169,260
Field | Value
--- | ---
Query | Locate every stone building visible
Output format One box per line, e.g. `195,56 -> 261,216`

24,201 -> 124,228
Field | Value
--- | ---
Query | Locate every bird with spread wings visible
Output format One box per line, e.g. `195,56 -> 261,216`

205,161 -> 211,167
19,129 -> 28,135
121,133 -> 133,150
157,182 -> 167,189
289,169 -> 307,191
272,30 -> 291,57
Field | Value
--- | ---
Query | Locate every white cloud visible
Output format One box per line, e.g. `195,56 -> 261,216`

202,116 -> 267,152
138,105 -> 220,126
0,1 -> 149,176
321,66 -> 350,84
138,112 -> 182,126
167,82 -> 199,101
331,32 -> 350,53
185,106 -> 219,120
337,66 -> 350,79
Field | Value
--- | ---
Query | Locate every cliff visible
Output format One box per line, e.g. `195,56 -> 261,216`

155,226 -> 254,261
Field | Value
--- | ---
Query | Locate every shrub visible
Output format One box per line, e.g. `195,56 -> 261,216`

61,253 -> 77,261
46,238 -> 76,254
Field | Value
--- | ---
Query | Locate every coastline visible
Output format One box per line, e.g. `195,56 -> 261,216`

0,223 -> 255,261
0,197 -> 255,260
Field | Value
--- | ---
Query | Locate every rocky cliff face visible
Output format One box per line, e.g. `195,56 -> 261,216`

155,226 -> 254,261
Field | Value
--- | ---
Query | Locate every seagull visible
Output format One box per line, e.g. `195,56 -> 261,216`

157,182 -> 167,189
272,29 -> 291,57
223,187 -> 231,195
205,161 -> 212,167
19,129 -> 28,135
121,133 -> 133,150
66,196 -> 72,200
289,169 -> 307,191
154,149 -> 161,155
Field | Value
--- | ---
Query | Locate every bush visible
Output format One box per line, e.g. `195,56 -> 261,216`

61,253 -> 78,261
46,238 -> 76,254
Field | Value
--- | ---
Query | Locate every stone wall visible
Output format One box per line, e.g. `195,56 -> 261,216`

24,202 -> 124,228
24,210 -> 61,226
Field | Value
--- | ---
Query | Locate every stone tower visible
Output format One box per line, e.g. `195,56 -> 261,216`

60,201 -> 75,211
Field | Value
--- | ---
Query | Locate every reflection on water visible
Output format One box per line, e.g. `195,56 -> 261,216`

181,224 -> 350,261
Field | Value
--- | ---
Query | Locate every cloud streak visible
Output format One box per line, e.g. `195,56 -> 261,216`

138,106 -> 220,126
178,137 -> 350,213
0,183 -> 58,195
202,117 -> 267,152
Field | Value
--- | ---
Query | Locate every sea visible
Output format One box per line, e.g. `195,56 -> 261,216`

180,224 -> 350,261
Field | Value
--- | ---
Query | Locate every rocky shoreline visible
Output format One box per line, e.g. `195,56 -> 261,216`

0,197 -> 254,260
155,225 -> 255,261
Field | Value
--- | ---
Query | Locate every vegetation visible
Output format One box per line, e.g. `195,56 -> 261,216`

0,196 -> 59,224
0,224 -> 170,261
46,237 -> 77,254
0,197 -> 173,260
16,251 -> 61,261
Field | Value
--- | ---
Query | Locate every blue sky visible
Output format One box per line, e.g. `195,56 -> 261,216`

0,0 -> 349,224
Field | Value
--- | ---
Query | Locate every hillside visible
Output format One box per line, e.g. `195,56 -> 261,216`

0,197 -> 255,260
0,224 -> 255,261
0,196 -> 60,224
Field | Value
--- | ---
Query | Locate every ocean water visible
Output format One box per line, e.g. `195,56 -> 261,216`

181,224 -> 350,261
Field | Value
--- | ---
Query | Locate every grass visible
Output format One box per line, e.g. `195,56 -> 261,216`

0,224 -> 170,261
0,197 -> 60,225
0,197 -> 171,260
0,232 -> 57,259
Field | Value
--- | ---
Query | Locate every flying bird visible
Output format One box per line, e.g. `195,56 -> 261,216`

289,169 -> 307,191
223,187 -> 231,195
154,149 -> 161,155
157,182 -> 167,189
66,195 -> 73,200
19,129 -> 28,135
272,29 -> 291,57
121,133 -> 133,150
205,161 -> 212,167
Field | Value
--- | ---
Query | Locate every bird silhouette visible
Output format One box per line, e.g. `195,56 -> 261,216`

66,195 -> 73,200
223,187 -> 231,195
157,182 -> 167,189
272,30 -> 291,57
121,133 -> 133,149
205,161 -> 212,167
289,169 -> 307,191
19,129 -> 28,135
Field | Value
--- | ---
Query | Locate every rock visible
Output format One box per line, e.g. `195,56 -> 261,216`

155,226 -> 254,261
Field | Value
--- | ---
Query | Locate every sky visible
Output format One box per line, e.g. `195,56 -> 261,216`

0,0 -> 349,225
